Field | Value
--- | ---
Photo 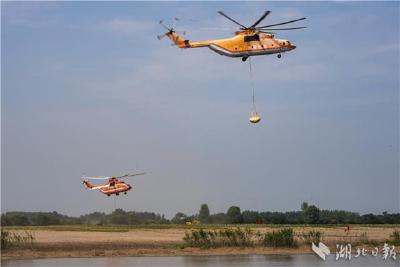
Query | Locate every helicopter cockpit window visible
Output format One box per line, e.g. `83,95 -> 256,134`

244,34 -> 260,42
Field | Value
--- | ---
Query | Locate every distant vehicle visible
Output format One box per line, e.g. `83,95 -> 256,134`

82,172 -> 146,196
158,10 -> 306,62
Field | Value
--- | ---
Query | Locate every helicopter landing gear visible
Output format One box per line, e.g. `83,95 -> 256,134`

107,194 -> 111,197
124,192 -> 127,195
116,193 -> 119,196
242,56 -> 248,62
277,54 -> 281,58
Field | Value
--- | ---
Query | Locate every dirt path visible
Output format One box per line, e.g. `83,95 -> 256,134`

20,228 -> 186,244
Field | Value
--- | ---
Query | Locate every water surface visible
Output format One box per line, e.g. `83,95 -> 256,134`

2,255 -> 398,267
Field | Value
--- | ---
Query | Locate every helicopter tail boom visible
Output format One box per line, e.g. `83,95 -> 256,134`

82,180 -> 95,190
165,31 -> 211,49
165,31 -> 191,48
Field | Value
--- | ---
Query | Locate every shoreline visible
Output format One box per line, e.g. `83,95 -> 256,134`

1,244 -> 315,260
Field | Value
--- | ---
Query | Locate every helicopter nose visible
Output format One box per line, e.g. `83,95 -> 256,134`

290,44 -> 296,49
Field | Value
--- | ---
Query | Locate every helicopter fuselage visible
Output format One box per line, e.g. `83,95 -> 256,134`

167,30 -> 296,59
83,178 -> 132,196
99,182 -> 132,196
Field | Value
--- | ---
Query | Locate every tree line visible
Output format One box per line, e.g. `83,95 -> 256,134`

2,202 -> 399,226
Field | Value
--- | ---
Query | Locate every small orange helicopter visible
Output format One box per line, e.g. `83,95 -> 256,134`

82,172 -> 146,196
158,10 -> 306,62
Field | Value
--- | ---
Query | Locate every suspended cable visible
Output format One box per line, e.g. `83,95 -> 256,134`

248,57 -> 261,124
113,195 -> 116,211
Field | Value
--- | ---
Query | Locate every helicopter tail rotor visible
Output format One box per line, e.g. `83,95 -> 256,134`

157,18 -> 189,48
158,30 -> 186,41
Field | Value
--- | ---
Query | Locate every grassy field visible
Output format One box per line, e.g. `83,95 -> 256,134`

1,224 -> 399,260
4,224 -> 400,232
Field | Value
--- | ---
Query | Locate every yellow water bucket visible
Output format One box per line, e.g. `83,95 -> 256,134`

249,113 -> 261,124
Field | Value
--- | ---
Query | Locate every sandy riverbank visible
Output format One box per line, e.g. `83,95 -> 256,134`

2,225 -> 398,260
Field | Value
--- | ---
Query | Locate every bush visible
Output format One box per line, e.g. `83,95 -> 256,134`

389,230 -> 400,245
1,229 -> 11,249
183,228 -> 214,248
262,228 -> 297,247
301,230 -> 321,244
183,227 -> 253,248
1,229 -> 35,250
218,227 -> 253,247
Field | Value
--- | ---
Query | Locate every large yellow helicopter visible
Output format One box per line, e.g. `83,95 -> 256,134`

158,11 -> 306,62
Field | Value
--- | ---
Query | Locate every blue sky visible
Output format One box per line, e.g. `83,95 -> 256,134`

2,1 -> 399,217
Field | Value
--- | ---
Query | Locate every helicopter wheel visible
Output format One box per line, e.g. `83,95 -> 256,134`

242,57 -> 248,62
107,194 -> 110,197
124,192 -> 127,195
277,54 -> 281,58
116,193 -> 119,196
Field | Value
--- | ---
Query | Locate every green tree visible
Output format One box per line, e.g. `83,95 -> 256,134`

226,206 -> 243,224
171,212 -> 188,224
198,204 -> 210,223
301,202 -> 309,212
242,211 -> 260,223
303,204 -> 320,224
208,213 -> 227,224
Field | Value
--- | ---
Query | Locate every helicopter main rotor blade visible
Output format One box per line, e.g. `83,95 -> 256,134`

82,176 -> 111,180
258,30 -> 275,34
258,17 -> 306,29
157,34 -> 167,40
217,11 -> 247,29
115,172 -> 146,179
159,20 -> 171,31
249,10 -> 271,28
262,26 -> 307,31
171,17 -> 179,28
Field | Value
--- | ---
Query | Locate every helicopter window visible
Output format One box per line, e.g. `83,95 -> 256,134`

244,34 -> 260,42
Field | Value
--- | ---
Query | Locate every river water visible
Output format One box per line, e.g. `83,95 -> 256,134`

2,255 -> 398,267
